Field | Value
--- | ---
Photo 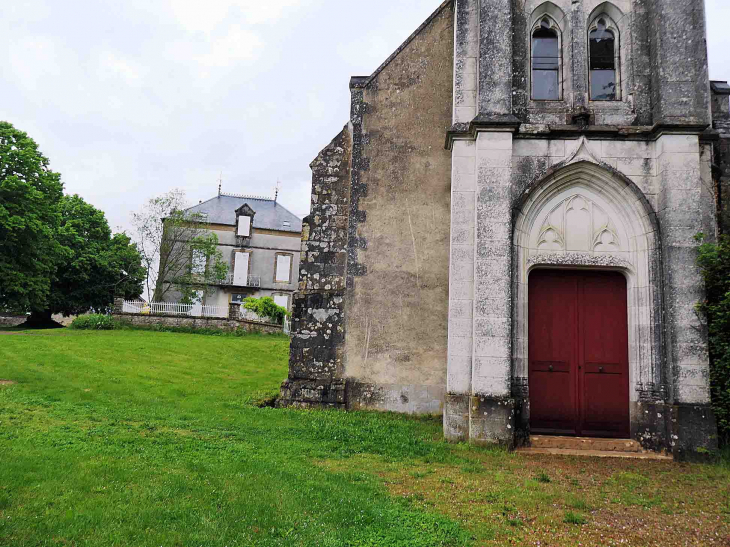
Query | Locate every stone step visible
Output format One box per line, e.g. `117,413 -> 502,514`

517,447 -> 673,460
529,435 -> 643,453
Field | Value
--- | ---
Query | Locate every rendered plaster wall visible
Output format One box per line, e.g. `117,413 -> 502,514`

343,3 -> 454,415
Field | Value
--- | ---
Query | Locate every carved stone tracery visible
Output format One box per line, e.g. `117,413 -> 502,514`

537,194 -> 621,253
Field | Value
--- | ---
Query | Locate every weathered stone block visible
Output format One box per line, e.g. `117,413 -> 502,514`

468,396 -> 515,448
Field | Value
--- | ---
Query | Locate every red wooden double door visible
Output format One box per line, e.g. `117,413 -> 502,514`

528,269 -> 630,438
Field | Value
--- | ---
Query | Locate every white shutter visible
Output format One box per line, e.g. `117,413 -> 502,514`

237,216 -> 251,237
191,250 -> 206,274
191,290 -> 204,316
275,255 -> 292,283
233,253 -> 249,286
273,295 -> 289,309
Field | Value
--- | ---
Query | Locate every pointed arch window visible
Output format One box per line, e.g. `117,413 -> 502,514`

589,17 -> 619,101
531,18 -> 561,101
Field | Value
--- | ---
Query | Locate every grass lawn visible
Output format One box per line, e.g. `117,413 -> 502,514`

0,329 -> 728,546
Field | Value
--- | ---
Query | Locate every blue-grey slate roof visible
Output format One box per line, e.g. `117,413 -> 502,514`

186,194 -> 302,233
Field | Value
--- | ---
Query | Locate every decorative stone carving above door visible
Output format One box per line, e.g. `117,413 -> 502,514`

536,194 -> 621,253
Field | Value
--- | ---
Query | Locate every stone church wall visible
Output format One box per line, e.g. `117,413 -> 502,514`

280,0 -> 722,458
279,129 -> 352,408
344,2 -> 455,414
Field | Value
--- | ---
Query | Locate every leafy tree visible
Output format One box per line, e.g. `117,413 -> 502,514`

0,123 -> 146,326
696,234 -> 730,446
45,195 -> 145,318
0,121 -> 66,313
174,232 -> 229,304
132,190 -> 227,302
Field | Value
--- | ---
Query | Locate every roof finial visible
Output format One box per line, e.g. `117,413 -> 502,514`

274,179 -> 281,204
217,171 -> 223,196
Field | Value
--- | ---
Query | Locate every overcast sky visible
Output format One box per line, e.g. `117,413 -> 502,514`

2,0 -> 729,233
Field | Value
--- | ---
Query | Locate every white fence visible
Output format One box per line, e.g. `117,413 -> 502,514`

123,300 -> 228,318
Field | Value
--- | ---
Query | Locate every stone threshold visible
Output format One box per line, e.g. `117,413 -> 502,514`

516,435 -> 673,460
517,447 -> 673,460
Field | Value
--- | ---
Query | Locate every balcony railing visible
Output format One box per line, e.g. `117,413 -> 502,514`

219,274 -> 261,288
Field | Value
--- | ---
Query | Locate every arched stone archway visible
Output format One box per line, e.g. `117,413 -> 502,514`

512,158 -> 666,440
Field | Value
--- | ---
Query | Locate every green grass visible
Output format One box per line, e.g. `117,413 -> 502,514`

0,330 -> 469,546
1,329 -> 729,547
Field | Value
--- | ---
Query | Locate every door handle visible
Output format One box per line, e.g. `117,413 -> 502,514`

598,367 -> 604,373
548,365 -> 554,372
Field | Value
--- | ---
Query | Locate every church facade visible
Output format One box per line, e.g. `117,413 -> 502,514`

279,0 -> 730,459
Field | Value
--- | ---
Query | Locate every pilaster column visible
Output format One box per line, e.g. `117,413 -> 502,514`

478,0 -> 512,115
445,138 -> 477,441
656,135 -> 710,405
468,131 -> 515,446
228,302 -> 241,321
453,0 -> 479,124
648,0 -> 711,126
569,0 -> 587,109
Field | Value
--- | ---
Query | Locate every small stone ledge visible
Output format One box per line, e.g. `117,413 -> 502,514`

111,313 -> 283,334
277,378 -> 346,409
0,315 -> 26,327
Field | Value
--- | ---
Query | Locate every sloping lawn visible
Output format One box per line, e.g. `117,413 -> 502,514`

0,330 -> 728,546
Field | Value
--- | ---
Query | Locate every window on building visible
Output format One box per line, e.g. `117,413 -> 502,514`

532,18 -> 560,101
237,215 -> 251,237
589,18 -> 617,101
233,252 -> 250,286
191,249 -> 206,275
275,254 -> 292,283
273,294 -> 289,310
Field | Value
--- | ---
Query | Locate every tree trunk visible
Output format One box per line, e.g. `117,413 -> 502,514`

22,310 -> 64,329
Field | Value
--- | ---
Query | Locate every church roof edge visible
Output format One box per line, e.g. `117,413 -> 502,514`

349,0 -> 454,90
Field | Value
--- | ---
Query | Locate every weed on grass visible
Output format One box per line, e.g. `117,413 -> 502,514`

564,511 -> 588,525
536,472 -> 551,483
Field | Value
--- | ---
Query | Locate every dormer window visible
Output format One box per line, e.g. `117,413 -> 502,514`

531,18 -> 561,101
237,215 -> 251,237
234,203 -> 256,243
589,17 -> 618,101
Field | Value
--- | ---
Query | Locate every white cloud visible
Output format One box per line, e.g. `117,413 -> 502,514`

8,36 -> 66,89
165,0 -> 316,34
97,52 -> 147,86
192,24 -> 264,67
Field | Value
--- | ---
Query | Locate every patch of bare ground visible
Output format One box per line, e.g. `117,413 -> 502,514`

319,450 -> 730,547
0,380 -> 16,385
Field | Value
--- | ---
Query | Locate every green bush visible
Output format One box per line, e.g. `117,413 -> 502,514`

242,296 -> 290,325
70,314 -> 118,330
697,234 -> 730,446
